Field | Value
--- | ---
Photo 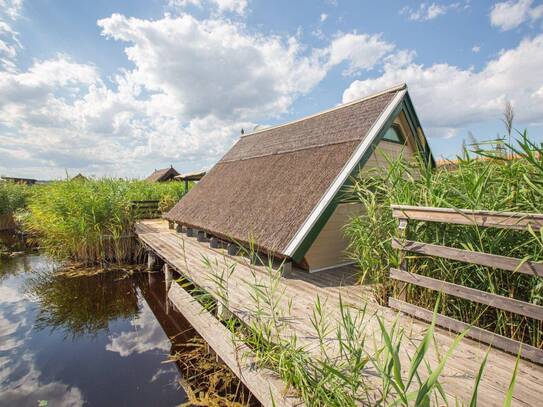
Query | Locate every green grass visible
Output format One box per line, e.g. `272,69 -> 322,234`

22,178 -> 185,265
191,251 -> 507,406
344,131 -> 543,347
0,181 -> 31,216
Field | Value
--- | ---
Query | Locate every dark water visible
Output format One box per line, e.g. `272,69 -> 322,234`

0,253 -> 195,407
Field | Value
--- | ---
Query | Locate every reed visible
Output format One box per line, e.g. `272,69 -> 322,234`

22,178 -> 185,265
344,131 -> 543,347
190,252 -> 506,406
0,181 -> 31,215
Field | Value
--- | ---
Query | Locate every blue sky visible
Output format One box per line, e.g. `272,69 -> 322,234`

1,0 -> 542,179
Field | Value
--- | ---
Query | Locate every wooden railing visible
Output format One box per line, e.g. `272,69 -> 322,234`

131,200 -> 160,219
390,205 -> 543,364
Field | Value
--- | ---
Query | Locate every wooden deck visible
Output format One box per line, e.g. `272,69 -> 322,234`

136,219 -> 543,406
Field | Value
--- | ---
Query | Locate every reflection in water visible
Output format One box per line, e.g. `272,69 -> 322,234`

0,253 -> 189,406
0,251 -> 256,406
25,270 -> 139,339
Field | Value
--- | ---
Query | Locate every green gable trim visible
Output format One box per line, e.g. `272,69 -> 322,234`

290,94 -> 435,263
290,100 -> 405,263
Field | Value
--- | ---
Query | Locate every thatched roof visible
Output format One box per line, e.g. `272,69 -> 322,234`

166,84 -> 427,259
174,170 -> 207,181
146,166 -> 180,182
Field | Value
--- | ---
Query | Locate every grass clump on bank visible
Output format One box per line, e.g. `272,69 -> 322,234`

0,181 -> 31,216
344,132 -> 543,348
23,178 -> 185,265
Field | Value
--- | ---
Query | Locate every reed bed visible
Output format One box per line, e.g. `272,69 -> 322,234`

344,132 -> 543,348
0,181 -> 31,216
22,178 -> 185,265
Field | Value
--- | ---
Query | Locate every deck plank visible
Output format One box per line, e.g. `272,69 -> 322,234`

136,219 -> 543,406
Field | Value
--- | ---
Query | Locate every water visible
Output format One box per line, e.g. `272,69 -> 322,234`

0,252 -> 194,407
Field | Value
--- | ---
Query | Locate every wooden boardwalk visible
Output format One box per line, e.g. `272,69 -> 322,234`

136,219 -> 543,406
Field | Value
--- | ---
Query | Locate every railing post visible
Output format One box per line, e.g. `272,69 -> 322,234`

395,218 -> 408,302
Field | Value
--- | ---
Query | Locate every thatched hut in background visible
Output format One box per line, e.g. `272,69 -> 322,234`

145,165 -> 180,182
166,84 -> 434,272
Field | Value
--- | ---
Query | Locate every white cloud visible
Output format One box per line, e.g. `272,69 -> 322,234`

1,13 -> 335,178
325,32 -> 395,75
0,0 -> 23,20
343,35 -> 543,138
0,0 -> 23,71
401,2 -> 450,21
472,45 -> 481,53
490,0 -> 543,31
106,306 -> 170,357
320,13 -> 328,22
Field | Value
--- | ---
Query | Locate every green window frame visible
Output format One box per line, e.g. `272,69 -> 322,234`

382,125 -> 406,145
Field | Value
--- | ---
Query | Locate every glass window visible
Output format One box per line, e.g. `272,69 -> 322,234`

383,125 -> 406,144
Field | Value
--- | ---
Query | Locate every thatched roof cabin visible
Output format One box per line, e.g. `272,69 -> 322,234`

146,165 -> 180,182
166,84 -> 434,271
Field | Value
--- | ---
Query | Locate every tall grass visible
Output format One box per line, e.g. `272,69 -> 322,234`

190,252 -> 503,406
23,179 -> 185,265
344,131 -> 543,347
0,181 -> 31,216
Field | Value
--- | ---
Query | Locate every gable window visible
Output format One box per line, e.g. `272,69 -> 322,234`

383,125 -> 406,144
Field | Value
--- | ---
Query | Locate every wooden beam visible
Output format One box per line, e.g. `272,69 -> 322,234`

390,268 -> 543,321
389,298 -> 543,365
168,283 -> 302,407
391,205 -> 543,231
392,238 -> 543,278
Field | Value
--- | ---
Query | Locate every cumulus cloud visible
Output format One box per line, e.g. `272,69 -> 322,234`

325,32 -> 395,75
98,13 -> 326,120
2,6 -> 411,178
490,0 -> 543,31
0,13 -> 328,177
472,45 -> 481,53
320,13 -> 328,22
343,35 -> 543,138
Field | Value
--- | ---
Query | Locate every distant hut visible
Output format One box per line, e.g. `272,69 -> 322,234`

71,173 -> 87,181
166,84 -> 434,272
146,165 -> 180,182
174,170 -> 206,192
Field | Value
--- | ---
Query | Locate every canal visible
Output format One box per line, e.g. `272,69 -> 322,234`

0,250 -> 193,406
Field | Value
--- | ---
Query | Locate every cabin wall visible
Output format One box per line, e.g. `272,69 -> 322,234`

304,202 -> 363,272
304,113 -> 418,272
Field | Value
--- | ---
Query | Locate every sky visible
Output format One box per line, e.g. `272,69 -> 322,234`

1,0 -> 543,180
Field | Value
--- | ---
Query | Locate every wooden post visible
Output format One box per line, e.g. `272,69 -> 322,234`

197,230 -> 207,242
227,243 -> 238,256
168,220 -> 175,230
165,263 -> 173,291
210,237 -> 220,248
282,261 -> 293,274
396,218 -> 408,301
147,252 -> 157,272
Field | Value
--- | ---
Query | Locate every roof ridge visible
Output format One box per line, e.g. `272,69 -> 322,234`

241,83 -> 407,139
219,138 -> 362,164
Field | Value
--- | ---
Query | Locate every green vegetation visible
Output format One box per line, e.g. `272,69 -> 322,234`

23,179 -> 185,265
345,132 -> 543,347
193,254 -> 509,406
0,181 -> 31,216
